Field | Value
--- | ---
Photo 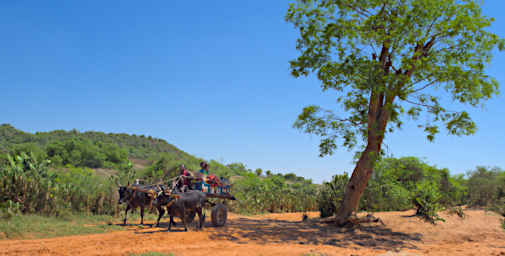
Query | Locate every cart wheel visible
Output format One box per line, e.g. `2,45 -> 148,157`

211,203 -> 227,227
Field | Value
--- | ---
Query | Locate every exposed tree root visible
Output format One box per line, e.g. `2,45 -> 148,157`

320,213 -> 385,227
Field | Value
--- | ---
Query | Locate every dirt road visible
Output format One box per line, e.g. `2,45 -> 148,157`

1,210 -> 504,256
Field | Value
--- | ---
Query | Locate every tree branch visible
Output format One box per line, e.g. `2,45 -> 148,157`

410,79 -> 440,93
404,99 -> 439,110
336,118 -> 362,126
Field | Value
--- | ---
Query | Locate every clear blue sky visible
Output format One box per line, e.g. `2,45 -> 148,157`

1,1 -> 504,183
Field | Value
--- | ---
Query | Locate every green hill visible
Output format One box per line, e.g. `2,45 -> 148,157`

0,124 -> 315,183
0,123 -> 187,159
0,123 -> 246,179
0,124 -> 319,216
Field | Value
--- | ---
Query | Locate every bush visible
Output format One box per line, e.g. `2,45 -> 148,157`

488,197 -> 505,217
467,166 -> 503,207
448,206 -> 466,219
360,170 -> 411,212
412,181 -> 445,224
317,173 -> 348,218
0,200 -> 21,219
230,172 -> 318,215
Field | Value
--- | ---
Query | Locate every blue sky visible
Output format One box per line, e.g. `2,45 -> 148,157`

1,1 -> 504,183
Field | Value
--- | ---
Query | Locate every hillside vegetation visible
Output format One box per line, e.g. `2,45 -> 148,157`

0,124 -> 318,218
1,124 -> 504,227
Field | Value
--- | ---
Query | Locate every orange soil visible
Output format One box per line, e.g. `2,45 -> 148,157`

1,209 -> 504,256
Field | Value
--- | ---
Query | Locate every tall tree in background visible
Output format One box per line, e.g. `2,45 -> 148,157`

286,0 -> 503,225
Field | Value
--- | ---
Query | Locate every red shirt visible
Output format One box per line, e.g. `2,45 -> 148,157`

182,169 -> 191,185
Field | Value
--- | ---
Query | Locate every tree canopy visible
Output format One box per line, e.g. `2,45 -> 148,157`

287,0 -> 504,156
286,0 -> 504,224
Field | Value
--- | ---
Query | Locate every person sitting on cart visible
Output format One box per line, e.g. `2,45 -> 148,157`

199,161 -> 222,192
179,164 -> 192,192
199,161 -> 209,177
193,161 -> 209,191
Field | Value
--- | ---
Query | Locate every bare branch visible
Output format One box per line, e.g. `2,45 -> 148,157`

335,118 -> 363,126
403,99 -> 439,110
410,79 -> 440,93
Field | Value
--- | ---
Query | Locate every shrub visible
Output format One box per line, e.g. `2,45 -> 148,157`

230,173 -> 318,215
412,181 -> 445,224
360,170 -> 411,212
467,166 -> 503,207
448,206 -> 466,219
488,197 -> 505,217
317,173 -> 348,218
0,200 -> 21,219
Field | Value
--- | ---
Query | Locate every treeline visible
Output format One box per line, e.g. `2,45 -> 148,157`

0,152 -> 318,218
0,138 -> 130,169
121,156 -> 318,214
0,124 -> 318,217
5,124 -> 502,222
0,124 -> 189,165
319,157 -> 505,223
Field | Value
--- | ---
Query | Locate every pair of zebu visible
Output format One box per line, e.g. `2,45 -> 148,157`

117,175 -> 234,231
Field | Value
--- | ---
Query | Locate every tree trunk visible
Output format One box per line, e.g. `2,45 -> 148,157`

334,141 -> 380,226
334,88 -> 389,225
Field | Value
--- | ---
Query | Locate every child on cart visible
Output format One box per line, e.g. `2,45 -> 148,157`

198,161 -> 222,193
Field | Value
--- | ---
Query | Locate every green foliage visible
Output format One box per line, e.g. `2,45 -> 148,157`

0,124 -> 185,169
317,173 -> 348,218
466,166 -> 504,207
9,143 -> 47,162
231,172 -> 318,214
0,200 -> 21,219
412,180 -> 445,224
45,138 -> 128,169
0,125 -> 320,216
486,198 -> 505,218
286,0 -> 504,156
0,152 -> 119,216
317,156 -> 470,219
361,156 -> 465,212
140,156 -> 178,184
360,172 -> 411,212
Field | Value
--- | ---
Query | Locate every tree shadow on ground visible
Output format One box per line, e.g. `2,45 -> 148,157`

131,219 -> 208,234
208,217 -> 422,251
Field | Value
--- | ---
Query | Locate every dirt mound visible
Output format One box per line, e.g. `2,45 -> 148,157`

0,209 -> 504,256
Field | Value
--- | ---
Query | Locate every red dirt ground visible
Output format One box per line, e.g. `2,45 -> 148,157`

1,209 -> 504,256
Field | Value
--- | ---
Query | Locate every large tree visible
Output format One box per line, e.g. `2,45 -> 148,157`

286,0 -> 503,225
